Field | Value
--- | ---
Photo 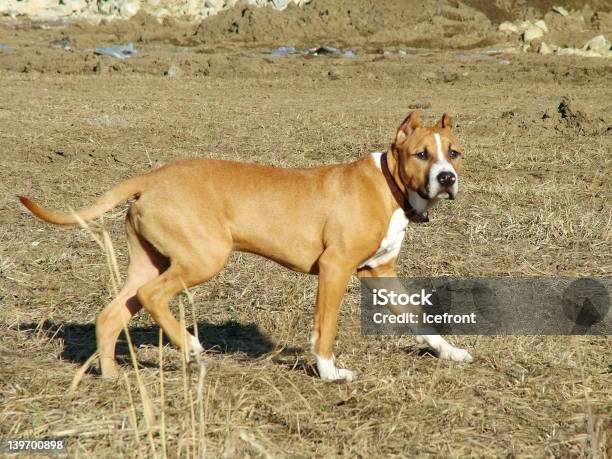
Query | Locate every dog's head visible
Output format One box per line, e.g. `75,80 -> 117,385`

392,111 -> 462,201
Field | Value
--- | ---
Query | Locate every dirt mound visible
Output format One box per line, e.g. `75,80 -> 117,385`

191,0 -> 495,48
465,0 -> 612,20
543,96 -> 611,136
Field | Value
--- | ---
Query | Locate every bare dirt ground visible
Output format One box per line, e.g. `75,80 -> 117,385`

1,1 -> 611,457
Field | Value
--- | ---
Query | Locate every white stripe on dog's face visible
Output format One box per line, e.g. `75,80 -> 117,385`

428,133 -> 458,199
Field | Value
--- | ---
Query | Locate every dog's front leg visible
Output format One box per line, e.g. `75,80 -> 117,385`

357,262 -> 473,363
311,253 -> 355,382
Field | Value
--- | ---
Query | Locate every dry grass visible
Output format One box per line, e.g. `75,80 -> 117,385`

0,43 -> 611,457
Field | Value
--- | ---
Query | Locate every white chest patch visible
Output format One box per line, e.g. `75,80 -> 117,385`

359,208 -> 409,269
359,153 -> 409,269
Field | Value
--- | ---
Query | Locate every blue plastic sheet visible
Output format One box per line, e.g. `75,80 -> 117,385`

94,43 -> 138,59
271,46 -> 297,57
271,45 -> 356,58
306,46 -> 356,57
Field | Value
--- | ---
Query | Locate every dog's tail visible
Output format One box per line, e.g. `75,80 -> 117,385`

18,175 -> 148,226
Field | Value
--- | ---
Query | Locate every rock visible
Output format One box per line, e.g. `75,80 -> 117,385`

534,20 -> 548,33
205,0 -> 224,10
0,0 -> 313,22
539,42 -> 553,55
557,47 -> 577,56
575,49 -> 605,58
523,25 -> 544,43
271,0 -> 288,10
50,38 -> 71,51
164,63 -> 182,77
119,0 -> 140,17
582,35 -> 611,56
552,6 -> 569,17
499,21 -> 519,33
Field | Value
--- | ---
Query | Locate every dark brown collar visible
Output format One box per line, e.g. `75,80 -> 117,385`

380,152 -> 429,223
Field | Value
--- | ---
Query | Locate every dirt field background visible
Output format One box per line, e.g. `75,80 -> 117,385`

1,0 -> 611,457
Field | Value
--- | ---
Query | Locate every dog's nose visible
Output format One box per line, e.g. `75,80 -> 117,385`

437,172 -> 456,187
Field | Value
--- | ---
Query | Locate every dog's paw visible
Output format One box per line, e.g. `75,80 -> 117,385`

336,368 -> 355,382
187,334 -> 204,360
320,368 -> 355,382
439,346 -> 473,363
315,354 -> 355,382
99,358 -> 121,379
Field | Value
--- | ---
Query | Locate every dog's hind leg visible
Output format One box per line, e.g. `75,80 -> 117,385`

135,229 -> 231,363
96,216 -> 169,378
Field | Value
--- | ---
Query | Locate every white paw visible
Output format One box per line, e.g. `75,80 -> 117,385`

187,334 -> 204,360
320,367 -> 355,382
337,368 -> 355,382
416,335 -> 473,363
439,346 -> 473,363
315,354 -> 355,382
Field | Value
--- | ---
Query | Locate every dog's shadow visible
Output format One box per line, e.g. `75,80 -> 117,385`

21,320 -> 303,371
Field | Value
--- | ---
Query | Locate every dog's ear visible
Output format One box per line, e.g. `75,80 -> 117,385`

436,113 -> 453,130
395,111 -> 422,144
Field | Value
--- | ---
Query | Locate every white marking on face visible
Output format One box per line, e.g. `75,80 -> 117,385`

314,354 -> 355,381
429,133 -> 458,199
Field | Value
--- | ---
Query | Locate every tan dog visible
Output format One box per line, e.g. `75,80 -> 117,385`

19,111 -> 472,381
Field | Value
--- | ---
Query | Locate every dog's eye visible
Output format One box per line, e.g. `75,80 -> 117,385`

416,151 -> 428,160
449,150 -> 461,159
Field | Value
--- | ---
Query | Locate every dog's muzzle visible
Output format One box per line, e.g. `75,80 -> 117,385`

433,171 -> 458,199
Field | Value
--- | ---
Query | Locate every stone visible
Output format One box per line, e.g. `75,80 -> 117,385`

271,0 -> 288,10
523,25 -> 544,43
557,47 -> 576,56
205,0 -> 224,10
499,21 -> 518,33
539,42 -> 553,55
552,6 -> 569,17
120,0 -> 141,17
534,20 -> 548,33
574,49 -> 604,58
0,0 -> 314,22
582,35 -> 611,56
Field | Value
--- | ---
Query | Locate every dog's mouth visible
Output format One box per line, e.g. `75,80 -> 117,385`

437,189 -> 456,200
422,186 -> 457,201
